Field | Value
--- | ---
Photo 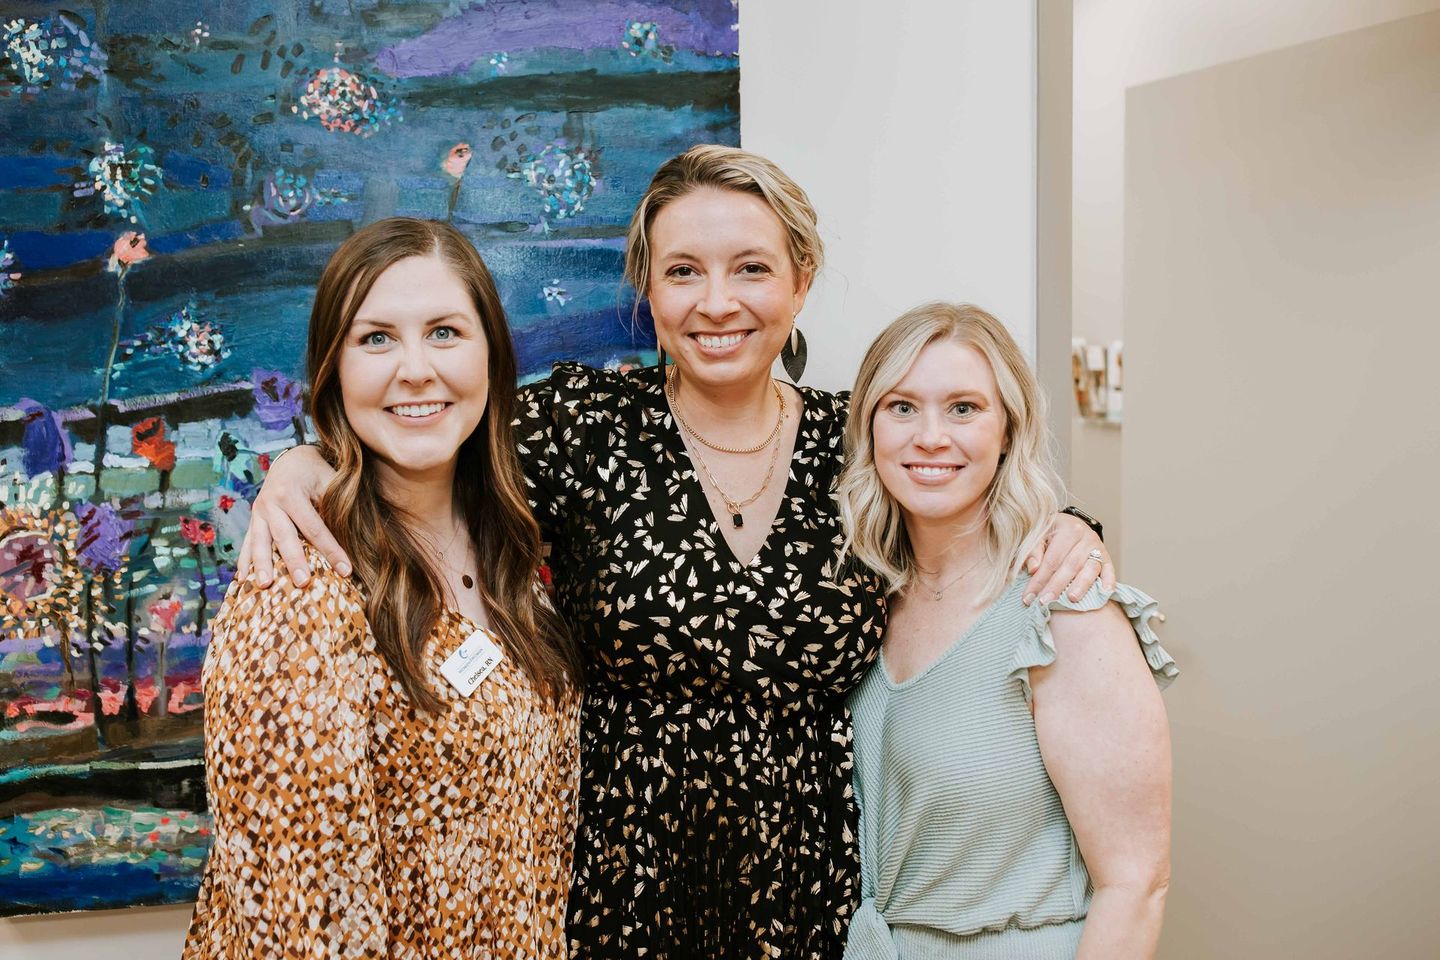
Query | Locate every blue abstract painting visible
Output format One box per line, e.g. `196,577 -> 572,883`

0,0 -> 739,916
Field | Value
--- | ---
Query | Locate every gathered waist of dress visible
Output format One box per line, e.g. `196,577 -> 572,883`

849,900 -> 1085,960
586,680 -> 844,724
890,918 -> 1084,959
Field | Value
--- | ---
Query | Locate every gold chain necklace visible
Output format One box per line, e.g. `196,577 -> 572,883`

684,430 -> 783,529
427,523 -> 477,590
914,556 -> 987,602
666,367 -> 786,454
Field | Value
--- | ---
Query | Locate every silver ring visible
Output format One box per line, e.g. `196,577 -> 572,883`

1086,549 -> 1104,563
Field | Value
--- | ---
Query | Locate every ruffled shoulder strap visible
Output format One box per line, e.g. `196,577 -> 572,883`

1008,578 -> 1179,705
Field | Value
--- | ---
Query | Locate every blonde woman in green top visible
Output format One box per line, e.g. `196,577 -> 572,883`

838,303 -> 1178,959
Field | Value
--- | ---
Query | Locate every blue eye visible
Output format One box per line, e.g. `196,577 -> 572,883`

361,331 -> 390,347
951,402 -> 977,416
431,326 -> 456,341
886,400 -> 915,416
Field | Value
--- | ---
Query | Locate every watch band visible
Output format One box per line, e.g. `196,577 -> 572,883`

1061,505 -> 1104,542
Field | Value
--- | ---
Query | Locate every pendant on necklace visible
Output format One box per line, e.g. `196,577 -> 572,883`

732,512 -> 744,529
462,574 -> 474,589
932,590 -> 943,602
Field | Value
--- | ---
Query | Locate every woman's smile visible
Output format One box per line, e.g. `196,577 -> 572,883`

386,401 -> 453,422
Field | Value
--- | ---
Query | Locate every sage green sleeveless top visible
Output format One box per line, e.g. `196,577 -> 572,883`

845,576 -> 1177,960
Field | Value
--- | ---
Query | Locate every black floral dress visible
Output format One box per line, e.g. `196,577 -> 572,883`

515,363 -> 886,960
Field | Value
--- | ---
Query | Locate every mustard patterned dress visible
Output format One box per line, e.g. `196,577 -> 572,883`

182,552 -> 581,960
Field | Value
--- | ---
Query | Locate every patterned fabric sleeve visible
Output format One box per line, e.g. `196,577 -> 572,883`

185,560 -> 389,959
513,361 -> 611,538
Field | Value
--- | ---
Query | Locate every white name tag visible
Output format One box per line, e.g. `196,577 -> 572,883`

439,628 -> 504,697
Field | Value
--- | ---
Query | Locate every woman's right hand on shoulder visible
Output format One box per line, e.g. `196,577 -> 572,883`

236,445 -> 348,587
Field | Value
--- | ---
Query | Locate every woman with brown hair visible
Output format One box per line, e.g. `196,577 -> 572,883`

184,217 -> 582,959
237,148 -> 1109,958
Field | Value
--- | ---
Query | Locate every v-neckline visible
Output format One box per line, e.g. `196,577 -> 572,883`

655,378 -> 812,570
876,578 -> 1023,689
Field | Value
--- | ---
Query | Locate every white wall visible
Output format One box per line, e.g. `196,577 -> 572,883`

0,905 -> 191,960
3,3 -> 1043,956
745,1 -> 1038,392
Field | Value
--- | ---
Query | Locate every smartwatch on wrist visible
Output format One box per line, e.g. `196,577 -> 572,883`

1061,505 -> 1103,541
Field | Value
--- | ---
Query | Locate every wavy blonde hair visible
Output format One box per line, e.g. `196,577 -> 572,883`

838,302 -> 1065,601
624,144 -> 823,302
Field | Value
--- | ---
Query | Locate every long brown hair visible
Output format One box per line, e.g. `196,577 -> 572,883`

306,217 -> 580,710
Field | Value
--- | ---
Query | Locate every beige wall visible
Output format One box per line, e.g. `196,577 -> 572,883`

1068,0 -> 1440,555
1124,13 -> 1440,958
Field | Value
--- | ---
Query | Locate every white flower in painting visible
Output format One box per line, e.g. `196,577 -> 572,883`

542,279 -> 570,306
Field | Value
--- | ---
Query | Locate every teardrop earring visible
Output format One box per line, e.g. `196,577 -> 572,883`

780,323 -> 808,382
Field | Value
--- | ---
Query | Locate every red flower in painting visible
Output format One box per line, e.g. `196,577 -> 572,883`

443,142 -> 473,179
131,417 -> 176,471
179,517 -> 215,547
257,453 -> 272,472
217,494 -> 236,512
149,597 -> 183,633
538,563 -> 553,588
107,231 -> 151,273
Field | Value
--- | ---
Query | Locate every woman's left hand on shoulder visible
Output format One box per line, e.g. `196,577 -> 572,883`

1023,513 -> 1114,606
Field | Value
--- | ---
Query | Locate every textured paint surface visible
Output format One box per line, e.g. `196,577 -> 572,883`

0,0 -> 738,917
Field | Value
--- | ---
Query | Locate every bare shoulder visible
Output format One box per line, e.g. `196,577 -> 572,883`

1046,598 -> 1137,655
1036,598 -> 1162,700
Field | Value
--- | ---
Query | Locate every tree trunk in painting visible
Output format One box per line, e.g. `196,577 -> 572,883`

123,469 -> 170,726
57,621 -> 75,691
120,563 -> 141,727
91,271 -> 128,498
152,632 -> 168,719
192,543 -> 208,633
82,584 -> 107,748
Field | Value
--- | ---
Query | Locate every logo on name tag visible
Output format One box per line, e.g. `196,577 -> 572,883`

439,628 -> 504,696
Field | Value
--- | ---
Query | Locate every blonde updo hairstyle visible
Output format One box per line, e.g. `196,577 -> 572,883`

838,302 -> 1066,602
624,144 -> 823,305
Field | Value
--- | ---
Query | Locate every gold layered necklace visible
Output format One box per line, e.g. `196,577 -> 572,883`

666,368 -> 787,454
666,368 -> 787,529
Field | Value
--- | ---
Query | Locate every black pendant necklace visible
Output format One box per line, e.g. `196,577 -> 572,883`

461,574 -> 474,589
732,512 -> 743,529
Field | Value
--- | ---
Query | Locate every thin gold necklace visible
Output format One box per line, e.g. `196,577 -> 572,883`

914,556 -> 987,602
666,367 -> 787,454
427,522 -> 476,590
680,420 -> 784,530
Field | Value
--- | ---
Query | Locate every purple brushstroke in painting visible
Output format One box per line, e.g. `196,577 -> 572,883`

18,398 -> 73,477
76,502 -> 132,573
376,0 -> 738,78
250,369 -> 304,430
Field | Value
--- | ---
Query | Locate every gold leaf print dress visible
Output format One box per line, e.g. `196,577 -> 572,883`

516,364 -> 886,959
182,552 -> 580,959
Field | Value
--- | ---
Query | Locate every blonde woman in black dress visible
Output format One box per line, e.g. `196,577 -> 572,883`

237,147 -> 1110,959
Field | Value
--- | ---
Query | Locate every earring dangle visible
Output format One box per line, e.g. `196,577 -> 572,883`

657,344 -> 669,388
780,323 -> 808,382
